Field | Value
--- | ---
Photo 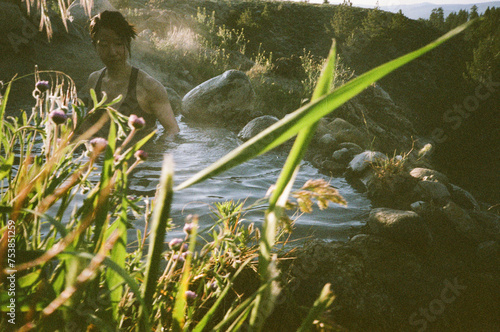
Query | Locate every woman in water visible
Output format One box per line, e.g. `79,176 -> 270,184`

80,10 -> 179,137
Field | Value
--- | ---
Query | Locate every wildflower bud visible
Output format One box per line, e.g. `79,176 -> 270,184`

89,137 -> 108,155
208,281 -> 218,291
172,254 -> 185,263
128,114 -> 146,130
49,109 -> 67,124
185,290 -> 197,301
134,150 -> 148,161
35,80 -> 50,93
183,222 -> 197,235
169,238 -> 184,251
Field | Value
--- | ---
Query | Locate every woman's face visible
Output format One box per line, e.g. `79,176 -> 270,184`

95,28 -> 129,69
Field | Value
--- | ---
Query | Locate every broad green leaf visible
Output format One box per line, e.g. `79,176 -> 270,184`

140,155 -> 174,326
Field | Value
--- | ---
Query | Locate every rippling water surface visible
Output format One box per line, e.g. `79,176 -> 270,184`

128,118 -> 372,243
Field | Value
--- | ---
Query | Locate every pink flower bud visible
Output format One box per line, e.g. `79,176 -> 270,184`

134,150 -> 148,161
183,222 -> 197,235
169,238 -> 184,251
89,137 -> 108,155
128,114 -> 146,130
185,290 -> 197,301
49,109 -> 67,125
36,80 -> 50,93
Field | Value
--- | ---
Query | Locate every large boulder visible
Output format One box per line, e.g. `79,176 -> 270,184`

181,70 -> 256,128
238,115 -> 279,141
68,0 -> 116,25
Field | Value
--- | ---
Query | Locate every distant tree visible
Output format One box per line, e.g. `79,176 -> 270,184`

328,1 -> 358,41
445,9 -> 468,29
470,5 -> 479,20
429,7 -> 445,31
391,9 -> 409,32
361,6 -> 388,39
466,7 -> 500,82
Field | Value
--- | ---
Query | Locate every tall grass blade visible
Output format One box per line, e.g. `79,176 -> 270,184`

297,283 -> 336,332
105,192 -> 128,320
192,257 -> 252,332
92,121 -> 117,247
171,217 -> 198,331
175,21 -> 473,191
0,80 -> 12,138
249,40 -> 337,331
140,155 -> 175,327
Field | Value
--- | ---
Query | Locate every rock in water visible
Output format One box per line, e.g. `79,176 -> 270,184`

181,70 -> 255,127
238,115 -> 279,141
348,151 -> 388,173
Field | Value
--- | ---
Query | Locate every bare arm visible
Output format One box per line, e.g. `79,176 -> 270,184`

143,76 -> 180,137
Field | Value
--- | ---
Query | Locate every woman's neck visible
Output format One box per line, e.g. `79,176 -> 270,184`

106,63 -> 132,81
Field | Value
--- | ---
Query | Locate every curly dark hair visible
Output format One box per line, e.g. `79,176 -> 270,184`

89,10 -> 137,54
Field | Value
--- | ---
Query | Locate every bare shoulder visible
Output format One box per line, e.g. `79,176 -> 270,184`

82,68 -> 105,93
137,69 -> 168,100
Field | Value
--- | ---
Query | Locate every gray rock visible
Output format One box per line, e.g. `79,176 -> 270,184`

415,180 -> 451,204
337,142 -> 363,155
449,183 -> 480,211
238,115 -> 279,141
332,148 -> 352,164
348,151 -> 388,174
368,208 -> 433,251
321,160 -> 346,174
410,201 -> 428,215
442,202 -> 486,243
181,70 -> 255,126
327,118 -> 370,147
410,167 -> 449,184
317,134 -> 337,150
327,118 -> 357,132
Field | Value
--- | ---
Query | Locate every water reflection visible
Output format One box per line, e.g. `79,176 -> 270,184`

129,118 -> 371,244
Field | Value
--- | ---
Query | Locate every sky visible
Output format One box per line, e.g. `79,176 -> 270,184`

315,0 -> 496,5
